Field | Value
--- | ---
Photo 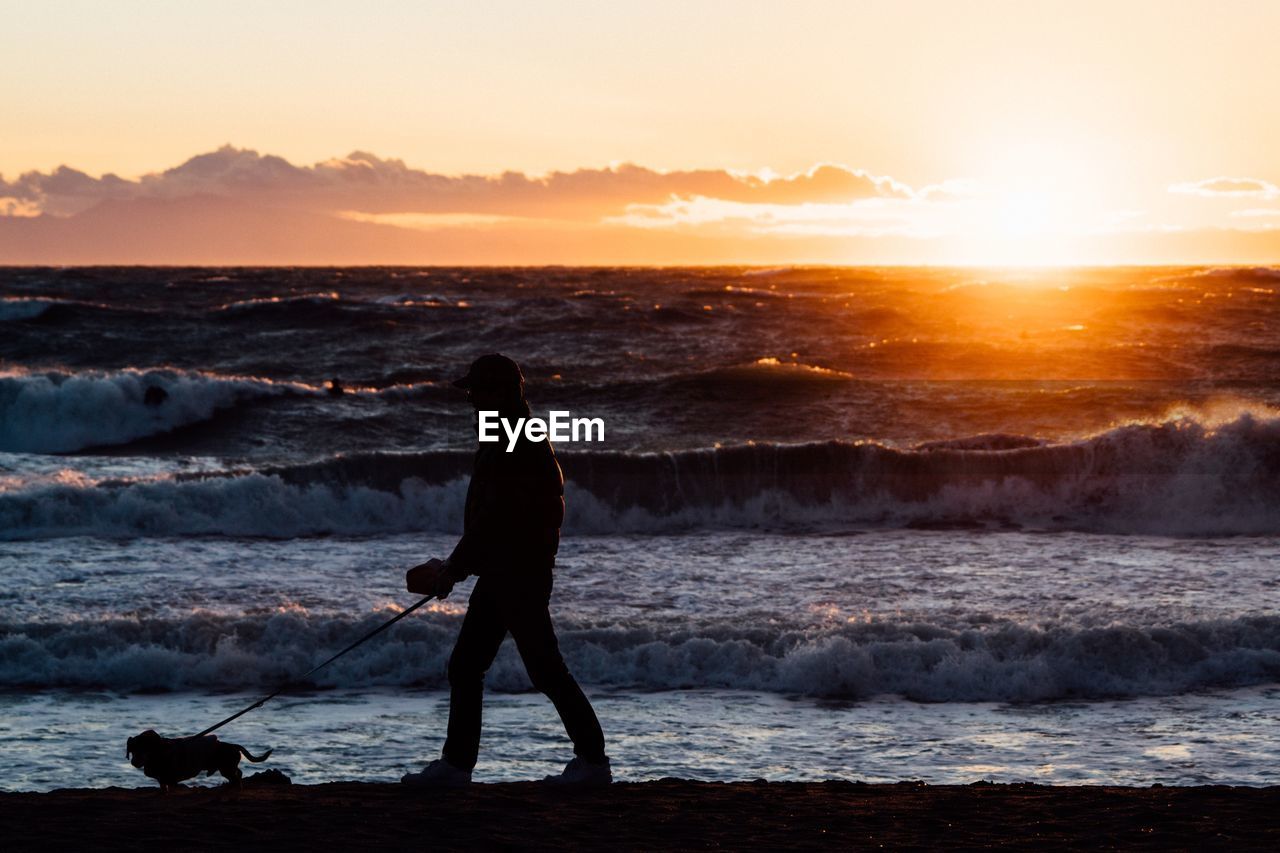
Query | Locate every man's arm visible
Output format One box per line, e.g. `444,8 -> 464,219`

406,557 -> 458,598
444,535 -> 482,579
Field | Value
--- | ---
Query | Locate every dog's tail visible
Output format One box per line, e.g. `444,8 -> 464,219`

238,746 -> 273,763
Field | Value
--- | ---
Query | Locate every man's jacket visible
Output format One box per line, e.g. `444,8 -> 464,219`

447,430 -> 565,578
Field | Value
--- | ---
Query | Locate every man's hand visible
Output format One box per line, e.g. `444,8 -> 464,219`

406,557 -> 457,599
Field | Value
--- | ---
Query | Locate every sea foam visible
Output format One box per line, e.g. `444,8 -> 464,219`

3,610 -> 1278,702
1,413 -> 1276,537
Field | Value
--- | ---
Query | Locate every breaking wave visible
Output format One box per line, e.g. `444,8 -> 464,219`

0,368 -> 443,453
3,610 -> 1278,701
0,368 -> 317,453
0,297 -> 59,322
0,296 -> 147,323
1,413 -> 1277,538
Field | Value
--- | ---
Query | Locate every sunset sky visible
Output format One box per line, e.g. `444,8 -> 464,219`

3,0 -> 1279,264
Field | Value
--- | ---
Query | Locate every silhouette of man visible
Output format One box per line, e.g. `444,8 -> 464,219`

401,353 -> 610,786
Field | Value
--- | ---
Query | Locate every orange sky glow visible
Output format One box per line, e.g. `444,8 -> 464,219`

2,0 -> 1278,265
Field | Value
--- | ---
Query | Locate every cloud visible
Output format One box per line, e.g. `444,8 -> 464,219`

0,196 -> 41,217
1169,176 -> 1280,199
4,189 -> 1280,265
0,146 -> 914,220
5,146 -> 1280,264
0,192 -> 954,265
606,196 -> 943,238
337,211 -> 527,228
916,178 -> 983,201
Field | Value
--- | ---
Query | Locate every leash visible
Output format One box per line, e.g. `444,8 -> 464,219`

193,593 -> 436,738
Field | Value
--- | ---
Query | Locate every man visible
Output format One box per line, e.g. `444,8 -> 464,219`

401,353 -> 610,786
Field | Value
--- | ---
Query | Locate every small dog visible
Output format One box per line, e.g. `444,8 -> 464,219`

126,729 -> 272,791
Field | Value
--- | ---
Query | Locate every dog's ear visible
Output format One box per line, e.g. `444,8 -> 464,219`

126,736 -> 134,758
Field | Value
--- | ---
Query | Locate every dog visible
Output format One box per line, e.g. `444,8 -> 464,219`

126,729 -> 272,791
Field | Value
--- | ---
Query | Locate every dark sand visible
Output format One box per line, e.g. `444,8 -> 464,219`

5,779 -> 1278,851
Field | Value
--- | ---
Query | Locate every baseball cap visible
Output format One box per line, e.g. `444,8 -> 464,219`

453,353 -> 524,391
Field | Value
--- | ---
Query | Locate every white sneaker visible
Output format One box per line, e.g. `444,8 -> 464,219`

542,756 -> 612,786
400,758 -> 472,787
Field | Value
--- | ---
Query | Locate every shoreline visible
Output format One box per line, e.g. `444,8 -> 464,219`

4,780 -> 1278,851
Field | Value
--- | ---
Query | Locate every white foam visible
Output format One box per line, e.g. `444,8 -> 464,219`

1,412 -> 1277,537
213,292 -> 341,311
4,611 -> 1278,701
370,293 -> 457,307
0,368 -> 319,453
0,472 -> 469,539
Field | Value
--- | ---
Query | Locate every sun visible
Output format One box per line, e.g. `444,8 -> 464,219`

946,188 -> 1075,266
945,135 -> 1106,265
995,190 -> 1055,239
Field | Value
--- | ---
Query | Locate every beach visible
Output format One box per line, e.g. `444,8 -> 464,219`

4,779 -> 1278,851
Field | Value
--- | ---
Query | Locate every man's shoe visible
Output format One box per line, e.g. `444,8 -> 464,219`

542,756 -> 612,786
401,758 -> 472,786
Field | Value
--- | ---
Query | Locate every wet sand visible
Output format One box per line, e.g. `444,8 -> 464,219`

3,779 -> 1278,851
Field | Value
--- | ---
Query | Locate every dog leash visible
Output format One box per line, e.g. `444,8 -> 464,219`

193,593 -> 436,738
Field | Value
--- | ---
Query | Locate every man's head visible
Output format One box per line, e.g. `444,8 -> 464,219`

453,353 -> 525,410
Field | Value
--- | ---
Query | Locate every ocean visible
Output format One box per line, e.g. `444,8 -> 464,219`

2,265 -> 1278,791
